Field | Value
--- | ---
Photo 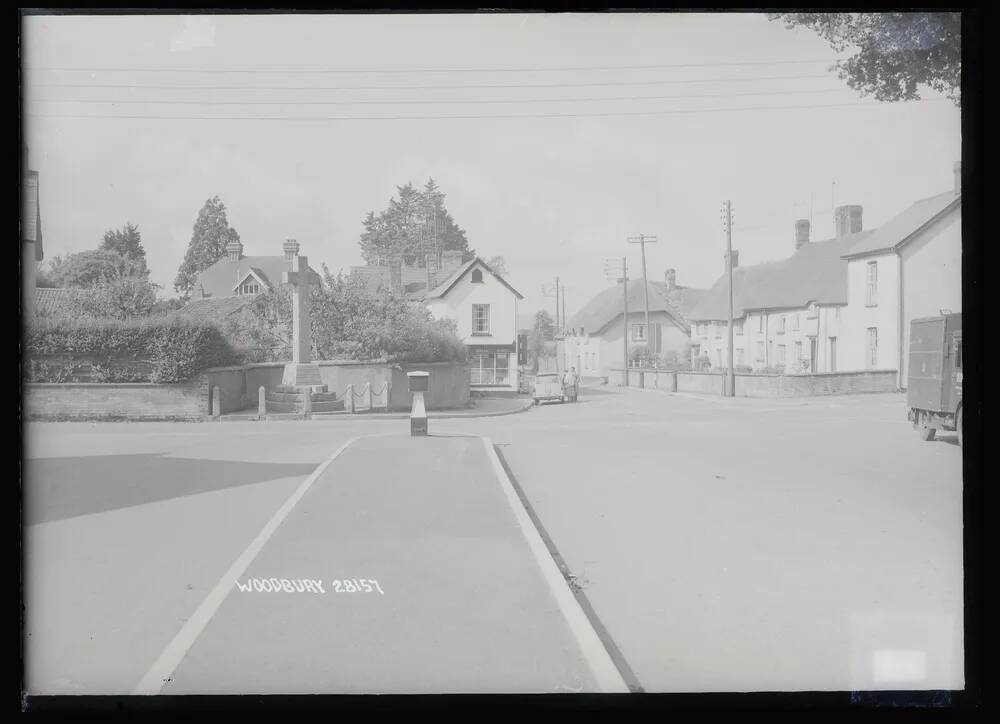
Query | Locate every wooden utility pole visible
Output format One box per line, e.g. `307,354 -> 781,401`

560,285 -> 566,329
722,200 -> 735,397
622,258 -> 630,385
603,257 -> 630,386
628,235 -> 657,356
555,276 -> 561,332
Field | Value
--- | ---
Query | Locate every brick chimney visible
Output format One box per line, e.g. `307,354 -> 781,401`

282,238 -> 300,261
225,237 -> 243,262
834,205 -> 863,238
794,219 -> 810,249
953,161 -> 961,195
664,268 -> 676,290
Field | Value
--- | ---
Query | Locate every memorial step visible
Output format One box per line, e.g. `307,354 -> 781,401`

264,401 -> 300,414
274,384 -> 328,395
311,400 -> 345,413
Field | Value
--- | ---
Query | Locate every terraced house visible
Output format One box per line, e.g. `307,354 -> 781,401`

560,268 -> 706,378
688,163 -> 962,388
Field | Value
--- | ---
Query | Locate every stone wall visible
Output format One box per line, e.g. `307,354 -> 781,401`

24,360 -> 472,420
24,381 -> 207,421
610,368 -> 898,397
390,362 -> 471,411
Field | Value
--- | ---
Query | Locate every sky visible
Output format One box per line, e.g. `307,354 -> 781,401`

21,12 -> 961,325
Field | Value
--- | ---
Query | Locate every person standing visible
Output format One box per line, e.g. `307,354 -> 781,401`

563,366 -> 579,401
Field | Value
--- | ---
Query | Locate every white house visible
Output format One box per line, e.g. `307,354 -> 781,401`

840,163 -> 962,388
688,216 -> 865,374
560,269 -> 706,378
690,162 -> 962,385
423,256 -> 524,392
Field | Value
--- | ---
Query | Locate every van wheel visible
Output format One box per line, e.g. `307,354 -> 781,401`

918,413 -> 936,441
957,407 -> 963,448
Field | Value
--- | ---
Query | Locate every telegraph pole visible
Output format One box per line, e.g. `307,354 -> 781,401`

602,257 -> 629,386
555,277 -> 561,333
622,258 -> 629,385
560,285 -> 566,329
721,200 -> 735,397
628,234 -> 657,357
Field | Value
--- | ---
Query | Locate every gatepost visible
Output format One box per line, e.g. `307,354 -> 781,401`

407,371 -> 429,437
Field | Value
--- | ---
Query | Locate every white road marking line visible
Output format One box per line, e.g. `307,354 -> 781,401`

480,435 -> 630,694
130,436 -> 360,695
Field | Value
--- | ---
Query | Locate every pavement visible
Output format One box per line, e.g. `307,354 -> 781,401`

222,395 -> 534,421
23,420 -> 622,695
22,383 -> 965,694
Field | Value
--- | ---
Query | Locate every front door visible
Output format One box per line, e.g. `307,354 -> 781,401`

809,337 -> 817,373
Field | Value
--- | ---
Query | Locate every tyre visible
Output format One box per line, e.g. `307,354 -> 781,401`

957,407 -> 963,448
918,413 -> 936,441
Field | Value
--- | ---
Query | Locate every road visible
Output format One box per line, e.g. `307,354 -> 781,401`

22,384 -> 964,694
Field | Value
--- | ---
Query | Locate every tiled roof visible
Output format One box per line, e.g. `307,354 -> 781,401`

842,191 -> 960,258
193,255 -> 321,299
687,232 -> 869,321
34,288 -> 89,318
350,255 -> 470,300
174,295 -> 254,325
424,257 -> 524,300
567,280 -> 703,335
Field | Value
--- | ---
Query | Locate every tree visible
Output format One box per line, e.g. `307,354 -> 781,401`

224,265 -> 466,364
174,196 -> 241,296
527,309 -> 556,371
101,222 -> 147,269
358,178 -> 474,266
486,256 -> 508,278
79,276 -> 159,320
46,249 -> 147,289
769,12 -> 961,105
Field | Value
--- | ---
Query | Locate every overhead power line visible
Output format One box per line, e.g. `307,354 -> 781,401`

25,74 -> 837,92
29,87 -> 851,107
26,101 -> 920,122
25,58 -> 837,74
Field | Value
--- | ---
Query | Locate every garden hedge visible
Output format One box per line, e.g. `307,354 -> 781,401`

24,317 -> 239,383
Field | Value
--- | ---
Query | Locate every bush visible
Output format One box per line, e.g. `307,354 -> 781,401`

25,317 -> 239,383
226,280 -> 468,365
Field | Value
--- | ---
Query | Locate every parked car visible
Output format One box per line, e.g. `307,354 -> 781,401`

532,373 -> 567,405
907,313 -> 962,446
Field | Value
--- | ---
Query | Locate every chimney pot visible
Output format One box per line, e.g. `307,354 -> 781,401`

664,268 -> 677,290
794,219 -> 811,249
283,238 -> 300,261
834,205 -> 863,238
953,161 -> 961,195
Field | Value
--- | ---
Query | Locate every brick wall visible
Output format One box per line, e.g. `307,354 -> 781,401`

390,362 -> 471,411
610,368 -> 898,397
24,382 -> 207,421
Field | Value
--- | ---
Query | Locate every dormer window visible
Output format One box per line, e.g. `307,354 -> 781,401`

471,268 -> 484,283
237,282 -> 261,296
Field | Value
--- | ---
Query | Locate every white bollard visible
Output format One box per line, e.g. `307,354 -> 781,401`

211,385 -> 221,418
345,384 -> 354,413
258,386 -> 266,418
